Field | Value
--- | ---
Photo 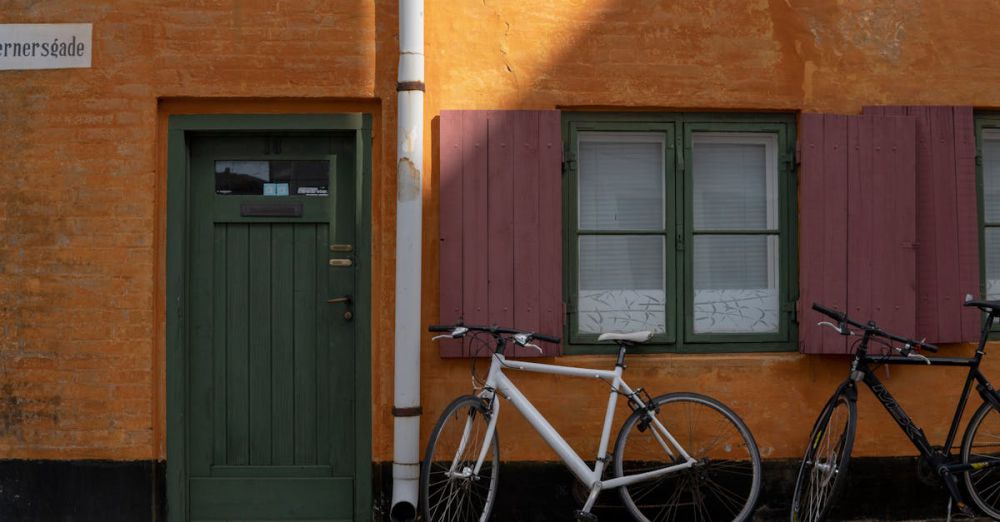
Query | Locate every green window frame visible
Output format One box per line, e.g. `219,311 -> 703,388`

976,113 -> 1000,321
562,112 -> 798,354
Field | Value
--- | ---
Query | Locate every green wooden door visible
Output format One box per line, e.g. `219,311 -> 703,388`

186,133 -> 357,521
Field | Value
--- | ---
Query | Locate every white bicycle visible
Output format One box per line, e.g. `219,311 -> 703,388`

420,323 -> 762,521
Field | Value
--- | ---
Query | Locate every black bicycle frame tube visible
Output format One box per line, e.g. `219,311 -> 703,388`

851,309 -> 1000,477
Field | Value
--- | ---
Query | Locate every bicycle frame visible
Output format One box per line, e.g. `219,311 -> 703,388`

457,348 -> 697,509
838,310 -> 1000,503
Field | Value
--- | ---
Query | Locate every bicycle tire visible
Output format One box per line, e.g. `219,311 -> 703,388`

420,395 -> 500,522
961,400 -> 1000,519
612,392 -> 762,521
790,390 -> 856,522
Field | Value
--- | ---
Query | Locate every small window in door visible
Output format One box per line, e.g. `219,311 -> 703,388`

215,160 -> 330,196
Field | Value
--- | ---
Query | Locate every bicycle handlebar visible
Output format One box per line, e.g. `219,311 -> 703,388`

428,323 -> 561,344
811,303 -> 939,353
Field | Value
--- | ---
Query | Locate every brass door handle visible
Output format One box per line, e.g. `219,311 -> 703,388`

327,295 -> 353,305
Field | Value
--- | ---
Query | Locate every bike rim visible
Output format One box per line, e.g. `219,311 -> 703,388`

424,402 -> 497,521
795,397 -> 851,522
965,404 -> 1000,517
617,396 -> 760,521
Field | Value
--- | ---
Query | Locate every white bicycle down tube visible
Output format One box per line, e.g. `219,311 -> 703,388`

493,371 -> 596,485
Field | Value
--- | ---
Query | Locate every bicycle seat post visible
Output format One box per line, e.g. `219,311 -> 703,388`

615,342 -> 629,368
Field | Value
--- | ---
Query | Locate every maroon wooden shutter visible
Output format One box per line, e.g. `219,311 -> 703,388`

438,110 -> 563,357
799,113 -> 918,354
863,106 -> 981,343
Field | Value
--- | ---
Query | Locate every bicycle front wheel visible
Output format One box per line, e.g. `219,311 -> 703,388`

613,392 -> 762,521
790,391 -> 856,522
420,395 -> 500,522
962,400 -> 1000,518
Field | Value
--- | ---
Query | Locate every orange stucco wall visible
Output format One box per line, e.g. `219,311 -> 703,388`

2,0 -> 1000,465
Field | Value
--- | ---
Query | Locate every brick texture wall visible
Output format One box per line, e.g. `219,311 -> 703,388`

3,0 -> 1000,465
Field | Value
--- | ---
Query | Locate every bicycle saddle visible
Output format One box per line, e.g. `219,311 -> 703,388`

965,299 -> 1000,312
597,331 -> 654,343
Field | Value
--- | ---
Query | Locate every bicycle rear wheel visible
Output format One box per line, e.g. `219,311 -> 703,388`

790,390 -> 856,522
961,400 -> 1000,518
613,392 -> 762,521
420,395 -> 499,522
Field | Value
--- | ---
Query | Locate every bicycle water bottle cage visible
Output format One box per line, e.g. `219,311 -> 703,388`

627,388 -> 659,431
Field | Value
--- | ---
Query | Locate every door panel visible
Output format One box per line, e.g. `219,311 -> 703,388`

187,133 -> 356,520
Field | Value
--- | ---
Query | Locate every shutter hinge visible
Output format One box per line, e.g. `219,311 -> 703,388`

562,159 -> 577,173
562,301 -> 568,326
977,154 -> 984,167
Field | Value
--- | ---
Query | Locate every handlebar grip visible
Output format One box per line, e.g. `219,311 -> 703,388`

428,325 -> 453,332
920,342 -> 940,353
533,333 -> 561,343
812,302 -> 845,322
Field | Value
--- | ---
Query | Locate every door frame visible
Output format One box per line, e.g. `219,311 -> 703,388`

165,114 -> 373,521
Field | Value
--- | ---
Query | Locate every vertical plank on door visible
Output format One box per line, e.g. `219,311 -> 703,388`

248,225 -> 272,465
315,224 -> 331,465
270,224 -> 294,465
212,224 -> 228,466
226,224 -> 250,465
293,224 -> 317,464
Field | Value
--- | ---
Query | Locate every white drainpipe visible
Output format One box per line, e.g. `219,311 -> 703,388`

390,1 -> 424,520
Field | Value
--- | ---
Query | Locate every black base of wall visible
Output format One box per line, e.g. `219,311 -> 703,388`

0,459 -> 165,521
0,458 -> 962,520
376,457 -> 970,521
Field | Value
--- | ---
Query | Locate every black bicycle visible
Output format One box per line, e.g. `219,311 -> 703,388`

791,300 -> 1000,521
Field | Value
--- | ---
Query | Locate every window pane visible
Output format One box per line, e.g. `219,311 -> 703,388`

986,228 -> 1000,300
692,135 -> 776,231
215,160 -> 330,196
579,133 -> 664,231
983,133 -> 1000,223
578,235 -> 665,334
693,235 -> 779,333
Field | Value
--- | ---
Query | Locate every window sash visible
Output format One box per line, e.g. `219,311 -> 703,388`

563,115 -> 795,352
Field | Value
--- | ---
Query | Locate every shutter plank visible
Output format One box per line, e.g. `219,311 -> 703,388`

512,112 -> 541,358
954,107 -> 982,338
799,114 -> 844,354
929,107 -> 963,341
911,106 -> 942,342
893,116 -> 918,337
487,112 -> 516,346
798,114 -> 823,353
847,115 -> 873,323
821,115 -> 850,354
438,111 -> 464,357
870,115 -> 893,326
537,111 -> 563,356
461,112 -> 490,357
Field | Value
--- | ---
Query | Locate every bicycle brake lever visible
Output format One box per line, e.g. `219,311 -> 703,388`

817,321 -> 852,336
431,334 -> 453,341
524,343 -> 544,355
908,352 -> 931,365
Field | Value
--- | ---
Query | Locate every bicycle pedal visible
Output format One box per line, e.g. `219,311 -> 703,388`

573,510 -> 598,522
